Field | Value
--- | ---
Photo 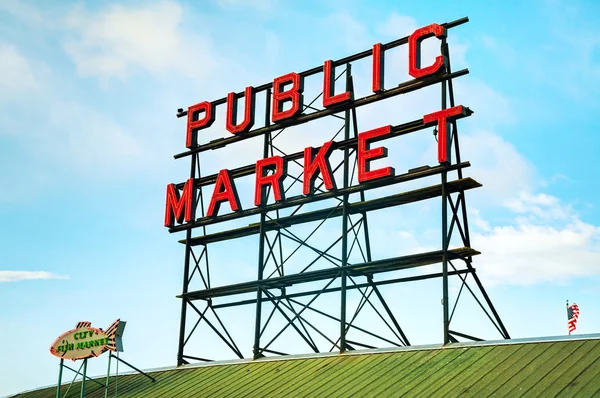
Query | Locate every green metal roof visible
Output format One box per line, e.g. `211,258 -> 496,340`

12,334 -> 600,397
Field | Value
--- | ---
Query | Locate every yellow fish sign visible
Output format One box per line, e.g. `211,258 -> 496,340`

50,319 -> 121,361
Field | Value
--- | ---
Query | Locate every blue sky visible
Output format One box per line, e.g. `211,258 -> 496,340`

1,0 -> 600,396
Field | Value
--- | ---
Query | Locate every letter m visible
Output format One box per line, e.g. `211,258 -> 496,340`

164,178 -> 196,227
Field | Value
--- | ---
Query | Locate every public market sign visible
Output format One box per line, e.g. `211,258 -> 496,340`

164,23 -> 469,228
50,319 -> 121,361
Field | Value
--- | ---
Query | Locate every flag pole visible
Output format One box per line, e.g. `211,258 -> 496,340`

566,299 -> 570,336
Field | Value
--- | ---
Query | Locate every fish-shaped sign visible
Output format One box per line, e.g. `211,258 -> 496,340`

50,319 -> 121,361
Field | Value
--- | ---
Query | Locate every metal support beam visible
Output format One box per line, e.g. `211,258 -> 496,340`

56,359 -> 63,398
449,329 -> 484,342
177,151 -> 197,366
80,359 -> 87,398
109,353 -> 156,383
441,37 -> 450,346
58,363 -> 104,389
253,88 -> 272,359
340,64 -> 352,353
104,351 -> 112,398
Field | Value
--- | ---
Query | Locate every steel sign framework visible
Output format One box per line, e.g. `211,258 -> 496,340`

166,16 -> 510,365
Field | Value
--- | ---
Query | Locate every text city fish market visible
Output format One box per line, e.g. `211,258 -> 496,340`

165,23 -> 468,227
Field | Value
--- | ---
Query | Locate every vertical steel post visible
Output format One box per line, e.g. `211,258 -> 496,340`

442,172 -> 449,345
80,358 -> 87,398
254,88 -> 272,359
340,64 -> 352,352
351,103 -> 373,264
177,153 -> 197,365
56,359 -> 64,398
441,38 -> 450,345
443,37 -> 510,341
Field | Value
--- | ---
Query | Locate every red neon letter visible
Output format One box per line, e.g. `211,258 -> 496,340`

408,24 -> 447,79
358,126 -> 395,183
372,43 -> 384,93
303,141 -> 336,195
164,178 -> 195,227
323,60 -> 352,107
226,86 -> 255,134
423,105 -> 466,164
206,169 -> 241,217
254,156 -> 287,206
186,101 -> 215,148
272,72 -> 304,123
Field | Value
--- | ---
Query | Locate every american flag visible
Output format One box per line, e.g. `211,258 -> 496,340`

567,303 -> 580,334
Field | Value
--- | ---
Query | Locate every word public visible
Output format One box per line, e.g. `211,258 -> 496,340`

165,24 -> 466,227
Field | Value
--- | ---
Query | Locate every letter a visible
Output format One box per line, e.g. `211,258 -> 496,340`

207,169 -> 242,217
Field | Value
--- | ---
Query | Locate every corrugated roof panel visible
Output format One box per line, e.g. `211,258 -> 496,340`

413,344 -> 496,397
330,350 -> 421,397
279,355 -> 350,397
11,336 -> 600,398
219,360 -> 286,397
249,356 -> 316,397
337,349 -> 435,397
156,371 -> 189,396
461,341 -> 550,396
131,372 -> 175,397
371,348 -> 467,396
500,340 -> 587,397
187,364 -> 245,396
533,340 -> 600,397
555,351 -> 600,397
181,366 -> 237,396
299,352 -> 380,396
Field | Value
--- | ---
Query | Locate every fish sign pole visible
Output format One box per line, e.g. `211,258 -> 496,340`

56,359 -> 64,398
104,352 -> 112,398
80,359 -> 87,398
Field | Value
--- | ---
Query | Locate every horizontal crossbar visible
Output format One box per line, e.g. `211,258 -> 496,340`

183,178 -> 481,245
179,247 -> 479,300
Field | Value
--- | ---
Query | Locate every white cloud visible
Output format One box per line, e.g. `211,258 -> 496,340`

504,192 -> 572,221
63,1 -> 217,82
456,130 -> 600,286
0,271 -> 69,282
460,130 -> 535,204
0,43 -> 36,93
474,217 -> 600,285
471,208 -> 491,232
